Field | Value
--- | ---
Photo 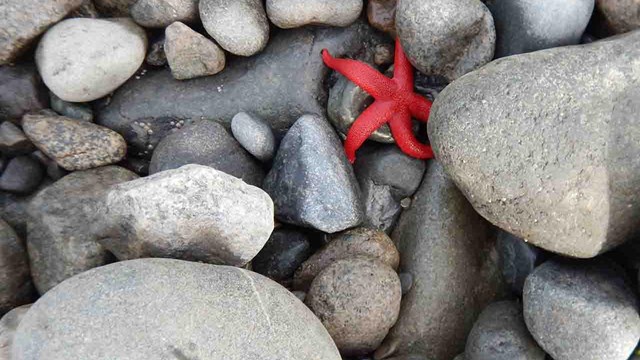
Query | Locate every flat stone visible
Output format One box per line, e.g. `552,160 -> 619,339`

252,227 -> 314,283
0,0 -> 84,65
231,112 -> 276,162
596,0 -> 640,34
465,301 -> 545,360
428,30 -> 640,258
524,259 -> 640,360
263,114 -> 363,233
50,92 -> 93,122
0,156 -> 44,194
36,18 -> 147,102
200,0 -> 269,56
132,0 -> 198,28
164,21 -> 225,80
293,227 -> 399,290
11,258 -> 342,360
0,304 -> 31,359
306,257 -> 401,356
0,64 -> 48,123
149,120 -> 264,186
23,113 -> 127,171
94,165 -> 274,266
376,161 -> 506,360
96,21 -> 386,154
27,166 -> 138,293
267,0 -> 363,29
367,0 -> 397,36
486,0 -> 594,57
93,0 -> 136,16
396,0 -> 495,81
0,122 -> 35,156
497,231 -> 542,296
0,220 -> 35,315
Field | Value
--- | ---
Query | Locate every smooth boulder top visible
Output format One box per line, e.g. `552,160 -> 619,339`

11,258 -> 342,360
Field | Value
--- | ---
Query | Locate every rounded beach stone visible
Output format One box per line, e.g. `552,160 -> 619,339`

164,21 -> 225,80
131,0 -> 198,28
267,0 -> 363,29
231,112 -> 276,162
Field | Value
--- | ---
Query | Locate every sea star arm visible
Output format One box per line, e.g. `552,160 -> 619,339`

392,39 -> 413,89
389,111 -> 434,159
344,101 -> 395,163
409,93 -> 432,122
322,50 -> 396,99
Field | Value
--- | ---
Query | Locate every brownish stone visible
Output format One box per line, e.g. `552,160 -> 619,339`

367,0 -> 397,36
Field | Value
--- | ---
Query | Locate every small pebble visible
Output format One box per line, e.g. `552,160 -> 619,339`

164,21 -> 225,80
231,112 -> 276,162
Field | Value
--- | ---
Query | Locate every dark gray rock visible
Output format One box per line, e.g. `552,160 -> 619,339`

264,114 -> 364,233
428,30 -> 640,258
497,231 -> 542,295
596,0 -> 640,34
252,227 -> 314,283
0,122 -> 35,156
465,301 -> 545,360
96,21 -> 387,154
31,150 -> 68,180
354,146 -> 426,233
486,0 -> 594,58
93,0 -> 136,16
69,0 -> 100,18
231,112 -> 276,162
0,304 -> 31,359
131,0 -> 198,28
23,113 -> 127,171
396,0 -> 495,81
0,220 -> 35,316
149,120 -> 264,186
0,64 -> 48,123
12,258 -> 342,360
524,259 -> 640,360
0,190 -> 42,238
27,166 -> 138,294
376,161 -> 506,360
0,0 -> 84,64
50,92 -> 93,122
0,156 -> 44,194
164,21 -> 225,80
145,35 -> 167,66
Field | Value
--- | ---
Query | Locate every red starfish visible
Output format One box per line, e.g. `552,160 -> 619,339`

322,38 -> 434,163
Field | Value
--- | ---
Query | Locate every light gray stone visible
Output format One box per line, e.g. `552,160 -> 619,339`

94,165 -> 274,266
0,220 -> 34,316
486,0 -> 594,57
23,113 -> 127,171
164,21 -> 225,80
0,156 -> 44,194
376,161 -> 506,360
596,0 -> 640,34
263,114 -> 364,233
50,92 -> 93,122
396,0 -> 495,81
428,30 -> 640,258
132,0 -> 198,28
0,304 -> 31,359
0,122 -> 34,156
36,18 -> 147,102
465,301 -> 545,360
11,258 -> 342,360
0,64 -> 48,123
267,0 -> 363,29
27,166 -> 138,294
200,0 -> 269,56
231,112 -> 276,162
0,0 -> 84,65
306,257 -> 401,356
524,259 -> 640,360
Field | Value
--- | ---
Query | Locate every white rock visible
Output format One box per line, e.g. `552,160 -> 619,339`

266,0 -> 363,29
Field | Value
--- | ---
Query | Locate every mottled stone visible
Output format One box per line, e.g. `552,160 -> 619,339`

264,114 -> 363,233
231,112 -> 276,162
497,231 -> 542,295
524,259 -> 640,360
428,31 -> 640,258
164,21 -> 225,80
0,220 -> 35,316
252,228 -> 314,283
294,227 -> 399,290
0,122 -> 34,156
149,120 -> 264,186
0,156 -> 44,194
132,0 -> 198,28
12,259 -> 342,360
94,165 -> 274,266
306,258 -> 401,356
596,0 -> 640,34
0,64 -> 48,123
465,301 -> 545,360
396,0 -> 495,81
50,92 -> 93,122
200,0 -> 269,56
367,0 -> 397,35
93,0 -> 136,16
377,161 -> 506,360
486,0 -> 595,57
145,35 -> 167,66
267,0 -> 363,29
27,166 -> 138,293
0,0 -> 84,65
36,18 -> 147,102
23,113 -> 126,171
0,304 -> 31,359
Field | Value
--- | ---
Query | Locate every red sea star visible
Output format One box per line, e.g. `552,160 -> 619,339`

322,38 -> 434,163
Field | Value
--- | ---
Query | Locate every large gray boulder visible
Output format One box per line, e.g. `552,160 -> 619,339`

428,30 -> 640,258
376,161 -> 506,360
95,21 -> 386,154
11,258 -> 342,360
0,304 -> 31,359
